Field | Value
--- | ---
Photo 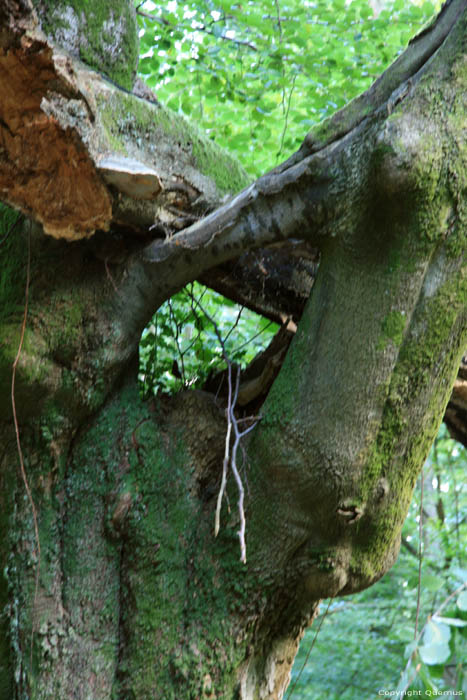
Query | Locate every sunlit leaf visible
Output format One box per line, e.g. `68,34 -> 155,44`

421,574 -> 444,592
457,590 -> 467,611
423,620 -> 451,646
433,616 -> 467,628
418,642 -> 451,665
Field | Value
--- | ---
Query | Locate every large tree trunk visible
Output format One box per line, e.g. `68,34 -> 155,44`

0,1 -> 466,698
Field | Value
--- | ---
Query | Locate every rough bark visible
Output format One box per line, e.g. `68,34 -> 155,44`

0,1 -> 466,698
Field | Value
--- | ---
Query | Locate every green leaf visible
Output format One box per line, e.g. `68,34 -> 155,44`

421,574 -> 445,592
423,620 -> 451,646
418,642 -> 451,665
453,568 -> 467,584
457,590 -> 467,611
418,662 -> 438,691
251,107 -> 265,121
433,616 -> 467,628
139,55 -> 159,73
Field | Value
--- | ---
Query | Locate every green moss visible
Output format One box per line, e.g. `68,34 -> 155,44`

350,266 -> 466,582
0,432 -> 17,700
117,407 -> 247,697
34,0 -> 138,90
59,402 -> 123,681
0,325 -> 56,420
41,292 -> 89,367
0,211 -> 33,417
0,583 -> 13,699
405,28 -> 466,258
191,134 -> 250,194
99,107 -> 128,155
0,207 -> 26,324
378,310 -> 407,350
372,142 -> 397,168
60,383 -> 251,698
97,91 -> 250,196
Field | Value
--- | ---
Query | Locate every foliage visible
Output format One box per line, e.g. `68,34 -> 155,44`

136,0 -> 442,399
136,0 -> 441,177
139,282 -> 278,396
289,426 -> 467,699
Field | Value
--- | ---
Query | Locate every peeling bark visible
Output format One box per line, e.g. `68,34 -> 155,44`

0,3 -> 248,239
445,354 -> 467,447
0,37 -> 113,238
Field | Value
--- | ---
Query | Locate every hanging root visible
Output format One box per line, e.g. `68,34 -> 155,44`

11,228 -> 41,665
188,289 -> 259,563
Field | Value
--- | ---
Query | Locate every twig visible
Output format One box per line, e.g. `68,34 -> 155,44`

223,305 -> 245,344
229,364 -> 258,563
187,291 -> 236,537
215,361 -> 233,536
414,468 -> 424,640
168,299 -> 186,384
202,29 -> 258,52
401,536 -> 419,558
11,229 -> 40,669
187,289 -> 259,561
278,73 -> 297,159
229,319 -> 275,356
274,0 -> 283,41
432,582 -> 467,618
137,10 -> 258,51
136,10 -> 171,25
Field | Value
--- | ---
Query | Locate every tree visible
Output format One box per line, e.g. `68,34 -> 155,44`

0,0 -> 465,697
290,427 -> 467,698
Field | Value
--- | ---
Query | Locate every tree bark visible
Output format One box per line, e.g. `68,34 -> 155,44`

0,1 -> 466,698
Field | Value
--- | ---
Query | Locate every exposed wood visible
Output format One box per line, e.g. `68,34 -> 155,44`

445,355 -> 467,447
0,37 -> 113,239
0,3 -> 247,239
200,244 -> 319,325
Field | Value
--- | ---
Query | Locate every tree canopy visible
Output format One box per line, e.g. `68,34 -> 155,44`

137,0 -> 443,176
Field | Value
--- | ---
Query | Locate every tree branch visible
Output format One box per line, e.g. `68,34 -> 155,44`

0,7 -> 248,239
284,0 -> 466,166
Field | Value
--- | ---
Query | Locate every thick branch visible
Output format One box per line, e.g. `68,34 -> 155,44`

101,0 -> 466,355
241,7 -> 467,595
0,4 -> 248,239
279,0 -> 466,168
0,0 -> 461,252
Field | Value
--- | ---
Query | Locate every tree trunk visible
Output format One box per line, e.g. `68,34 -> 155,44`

0,1 -> 466,698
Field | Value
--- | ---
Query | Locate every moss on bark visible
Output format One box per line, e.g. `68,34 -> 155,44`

0,5 -> 465,699
34,0 -> 139,90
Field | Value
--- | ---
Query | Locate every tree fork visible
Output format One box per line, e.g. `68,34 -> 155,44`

0,1 -> 466,698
